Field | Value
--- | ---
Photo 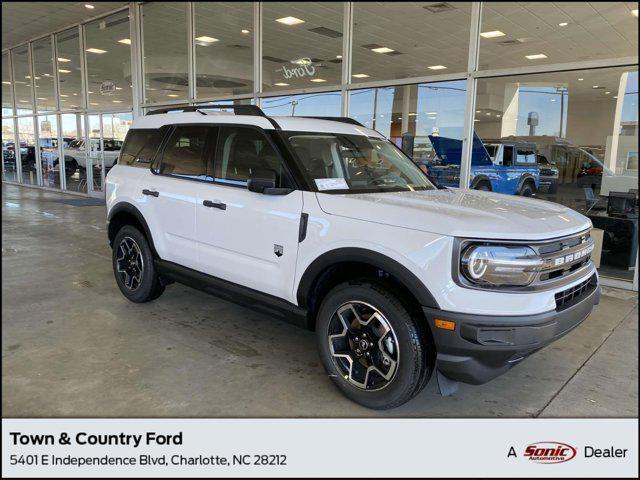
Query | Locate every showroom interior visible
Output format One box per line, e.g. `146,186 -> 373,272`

1,2 -> 638,417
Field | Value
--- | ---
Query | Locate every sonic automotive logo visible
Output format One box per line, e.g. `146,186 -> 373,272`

524,441 -> 577,464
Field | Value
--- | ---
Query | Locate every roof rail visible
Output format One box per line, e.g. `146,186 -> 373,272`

298,116 -> 366,128
146,105 -> 267,117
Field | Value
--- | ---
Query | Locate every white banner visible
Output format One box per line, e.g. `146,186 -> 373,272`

2,418 -> 637,478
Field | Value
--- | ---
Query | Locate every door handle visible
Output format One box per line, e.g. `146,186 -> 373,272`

142,189 -> 159,197
203,200 -> 226,210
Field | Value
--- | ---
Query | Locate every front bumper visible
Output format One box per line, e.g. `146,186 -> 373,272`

422,281 -> 600,385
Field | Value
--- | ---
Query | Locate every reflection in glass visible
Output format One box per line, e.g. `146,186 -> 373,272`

262,2 -> 343,92
352,2 -> 471,84
57,28 -> 83,110
60,113 -> 87,193
261,91 -> 341,117
17,116 -> 37,185
479,3 -> 639,70
101,112 -> 131,173
38,115 -> 60,189
2,118 -> 18,182
85,11 -> 133,110
472,67 -> 638,281
194,2 -> 253,98
142,3 -> 189,103
32,36 -> 56,112
2,53 -> 13,116
12,45 -> 33,115
349,80 -> 467,164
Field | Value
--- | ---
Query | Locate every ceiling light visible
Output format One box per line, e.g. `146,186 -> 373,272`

428,65 -> 447,70
558,22 -> 569,27
59,69 -> 71,73
60,94 -> 69,97
475,110 -> 481,113
605,91 -> 611,94
310,78 -> 326,83
525,53 -> 547,60
118,38 -> 131,45
352,73 -> 370,78
274,82 -> 289,86
57,57 -> 71,62
89,102 -> 99,106
408,113 -> 417,116
480,30 -> 505,38
37,97 -> 47,100
578,78 -> 584,81
592,85 -> 599,88
86,48 -> 107,54
112,100 -> 123,103
87,91 -> 94,94
166,94 -> 179,97
241,29 -> 250,34
486,112 -> 491,115
496,114 -> 501,118
550,99 -> 556,102
613,95 -> 618,99
336,55 -> 342,59
426,112 -> 437,115
195,36 -> 219,43
115,87 -> 123,90
84,4 -> 94,9
632,9 -> 638,17
2,81 -> 10,85
371,46 -> 394,53
276,16 -> 305,25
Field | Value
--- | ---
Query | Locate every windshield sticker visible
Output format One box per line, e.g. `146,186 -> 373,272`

315,178 -> 349,191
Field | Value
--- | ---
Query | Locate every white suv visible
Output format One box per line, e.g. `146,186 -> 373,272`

105,105 -> 600,409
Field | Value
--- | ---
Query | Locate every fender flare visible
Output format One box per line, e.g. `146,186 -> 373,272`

107,202 -> 158,257
516,174 -> 537,194
470,175 -> 492,190
296,248 -> 440,309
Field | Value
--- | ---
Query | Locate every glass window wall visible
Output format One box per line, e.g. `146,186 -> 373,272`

17,116 -> 37,185
12,45 -> 33,115
32,36 -> 56,112
85,10 -> 133,110
262,2 -> 344,92
37,114 -> 60,189
142,2 -> 189,103
2,52 -> 12,116
2,118 -> 17,182
56,28 -> 83,110
194,2 -> 254,98
261,91 -> 341,116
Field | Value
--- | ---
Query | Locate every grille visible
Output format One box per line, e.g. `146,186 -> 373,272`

536,231 -> 594,283
555,274 -> 597,311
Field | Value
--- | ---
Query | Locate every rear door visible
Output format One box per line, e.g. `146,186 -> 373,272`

194,125 -> 303,302
137,124 -> 216,271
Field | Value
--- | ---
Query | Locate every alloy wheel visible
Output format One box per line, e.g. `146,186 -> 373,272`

327,301 -> 399,391
116,236 -> 144,291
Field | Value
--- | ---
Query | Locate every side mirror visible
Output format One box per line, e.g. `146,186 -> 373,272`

247,169 -> 292,195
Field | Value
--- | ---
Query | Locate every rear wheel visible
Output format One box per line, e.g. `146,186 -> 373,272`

112,225 -> 165,302
474,181 -> 491,191
316,280 -> 433,409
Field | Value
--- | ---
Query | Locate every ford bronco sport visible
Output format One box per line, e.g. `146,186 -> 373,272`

106,105 -> 600,409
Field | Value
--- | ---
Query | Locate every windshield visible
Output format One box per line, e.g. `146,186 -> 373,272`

284,132 -> 435,193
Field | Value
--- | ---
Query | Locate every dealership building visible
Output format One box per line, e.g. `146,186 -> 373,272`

1,1 -> 638,289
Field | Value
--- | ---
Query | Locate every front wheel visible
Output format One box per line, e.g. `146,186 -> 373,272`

316,281 -> 433,409
112,225 -> 165,302
519,182 -> 536,197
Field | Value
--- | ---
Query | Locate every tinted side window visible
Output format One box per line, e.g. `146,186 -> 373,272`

214,126 -> 288,187
119,129 -> 163,167
159,125 -> 210,180
516,149 -> 536,164
502,146 -> 513,166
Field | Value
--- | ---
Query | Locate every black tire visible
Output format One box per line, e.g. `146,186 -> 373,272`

474,181 -> 491,191
519,181 -> 536,197
112,225 -> 165,303
64,158 -> 78,178
316,280 -> 433,409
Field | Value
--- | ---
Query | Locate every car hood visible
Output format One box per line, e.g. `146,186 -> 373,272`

315,188 -> 591,240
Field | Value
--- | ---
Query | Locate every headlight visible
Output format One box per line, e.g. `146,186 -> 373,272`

460,244 -> 544,287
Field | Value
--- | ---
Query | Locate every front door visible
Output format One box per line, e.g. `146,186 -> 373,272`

195,125 -> 303,302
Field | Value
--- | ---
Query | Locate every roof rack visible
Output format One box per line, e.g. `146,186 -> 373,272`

298,116 -> 366,128
146,105 -> 267,117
